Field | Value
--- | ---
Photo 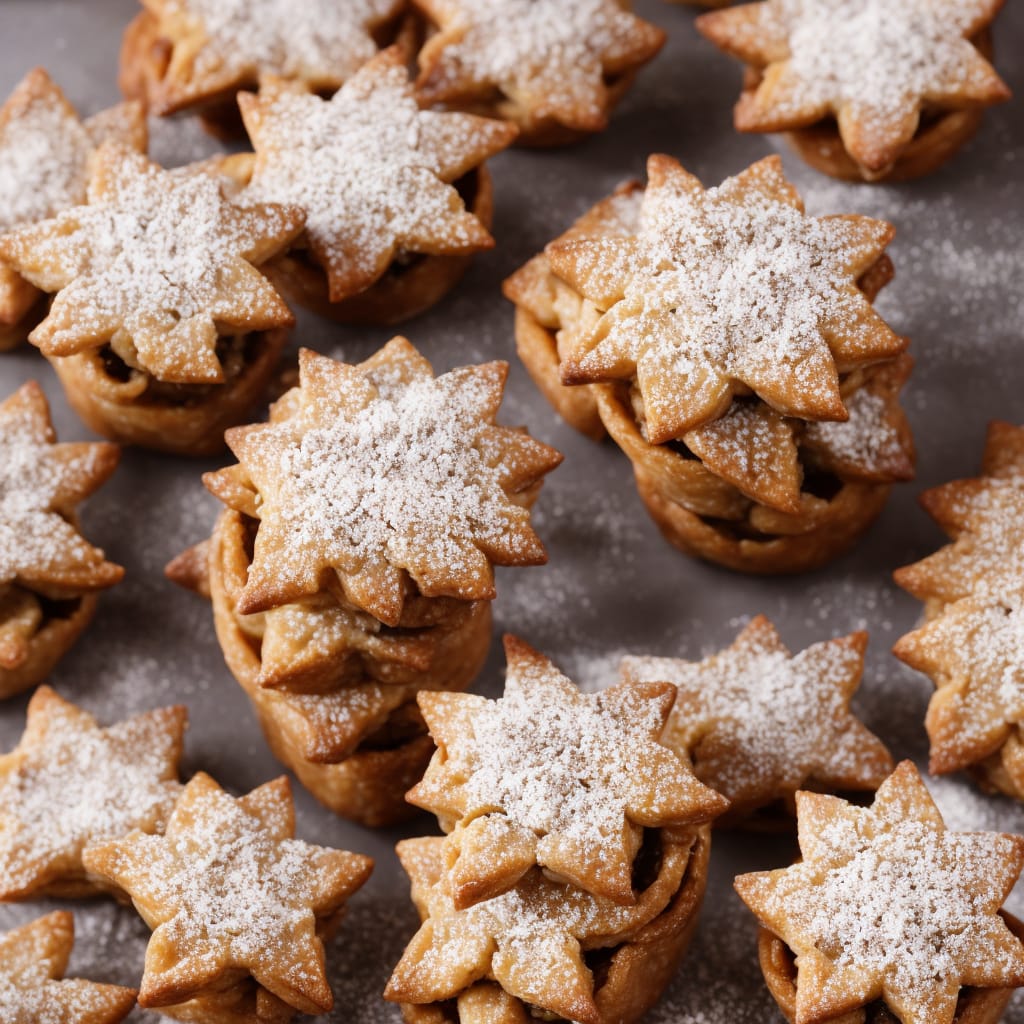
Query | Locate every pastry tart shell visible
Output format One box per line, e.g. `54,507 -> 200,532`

47,328 -> 288,457
597,383 -> 892,575
399,826 -> 711,1024
262,167 -> 495,326
0,592 -> 97,701
757,912 -> 1024,1024
209,510 -> 492,828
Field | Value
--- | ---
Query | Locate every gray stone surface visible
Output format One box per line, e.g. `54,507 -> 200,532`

0,2 -> 1022,1020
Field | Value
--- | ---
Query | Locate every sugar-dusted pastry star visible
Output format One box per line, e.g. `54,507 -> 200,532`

385,833 -> 694,1024
895,421 -> 1024,608
239,48 -> 517,302
802,352 -> 915,484
698,0 -> 1011,175
893,422 -> 1024,781
549,154 -> 904,442
0,911 -> 137,1024
0,68 -> 145,333
82,772 -> 373,1014
895,595 -> 1024,775
735,761 -> 1024,1024
139,0 -> 404,113
412,0 -> 665,134
407,634 -> 727,907
0,144 -> 303,384
0,380 -> 122,598
0,686 -> 185,900
204,339 -> 562,626
622,617 -> 893,818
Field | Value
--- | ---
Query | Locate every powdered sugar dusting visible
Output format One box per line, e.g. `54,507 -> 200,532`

771,0 -> 996,119
244,62 -> 489,289
805,388 -> 904,471
0,698 -> 181,895
166,0 -> 399,83
624,625 -> 874,801
461,651 -> 670,849
0,94 -> 91,234
425,0 -> 650,124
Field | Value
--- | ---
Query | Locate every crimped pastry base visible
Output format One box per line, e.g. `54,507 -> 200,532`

399,827 -> 711,1024
209,510 -> 493,827
47,329 -> 288,456
757,913 -> 1024,1024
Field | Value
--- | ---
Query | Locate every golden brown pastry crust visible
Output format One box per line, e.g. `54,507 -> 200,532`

411,0 -> 666,147
48,328 -> 287,457
394,827 -> 711,1024
261,166 -> 495,326
208,508 -> 492,827
756,915 -> 1024,1024
118,2 -> 413,139
505,160 -> 914,574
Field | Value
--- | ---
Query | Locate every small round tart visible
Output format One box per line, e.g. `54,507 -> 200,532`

0,146 -> 304,455
411,0 -> 666,147
236,49 -> 517,323
0,381 -> 123,699
118,0 -> 408,139
735,762 -> 1024,1024
389,828 -> 712,1024
757,914 -> 1024,1024
697,2 -> 1011,183
505,155 -> 914,574
0,68 -> 146,349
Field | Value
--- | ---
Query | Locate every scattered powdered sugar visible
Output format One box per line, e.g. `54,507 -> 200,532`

572,160 -> 888,426
0,426 -> 107,585
624,624 -> 871,800
460,649 -> 670,848
779,817 -> 1023,1011
166,0 -> 399,83
7,147 -> 294,382
269,369 -> 535,585
0,698 -> 181,894
772,0 -> 996,119
0,93 -> 91,234
244,62 -> 487,289
427,0 -> 649,124
804,388 -> 904,470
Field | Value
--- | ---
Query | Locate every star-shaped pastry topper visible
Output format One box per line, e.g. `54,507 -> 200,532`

802,353 -> 915,485
735,761 -> 1024,1024
239,48 -> 517,303
0,381 -> 122,605
895,421 -> 1024,609
0,686 -> 185,901
82,772 -> 373,1014
204,339 -> 562,627
141,0 -> 404,113
698,0 -> 1011,175
0,144 -> 303,385
407,635 -> 727,908
0,68 -> 145,330
0,911 -> 137,1024
385,833 -> 695,1024
621,617 -> 893,818
893,422 -> 1024,778
412,0 -> 665,133
548,154 -> 905,443
895,594 -> 1024,776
